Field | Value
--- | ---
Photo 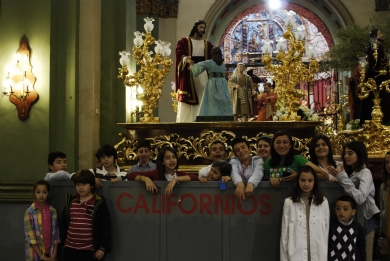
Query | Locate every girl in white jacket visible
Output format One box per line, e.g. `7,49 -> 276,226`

280,165 -> 330,261
328,141 -> 380,261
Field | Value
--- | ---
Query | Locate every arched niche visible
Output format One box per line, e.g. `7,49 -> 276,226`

204,0 -> 354,47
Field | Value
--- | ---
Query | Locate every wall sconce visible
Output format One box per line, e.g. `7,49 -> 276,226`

2,38 -> 38,121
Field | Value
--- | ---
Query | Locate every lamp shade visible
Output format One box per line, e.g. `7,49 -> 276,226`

276,37 -> 286,52
133,31 -> 144,46
294,25 -> 305,40
358,56 -> 367,68
285,11 -> 296,26
144,17 -> 155,32
261,39 -> 273,54
307,44 -> 317,59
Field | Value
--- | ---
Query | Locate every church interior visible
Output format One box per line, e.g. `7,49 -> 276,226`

1,0 -> 390,260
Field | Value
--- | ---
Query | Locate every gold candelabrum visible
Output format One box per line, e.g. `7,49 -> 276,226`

261,11 -> 319,121
118,17 -> 173,122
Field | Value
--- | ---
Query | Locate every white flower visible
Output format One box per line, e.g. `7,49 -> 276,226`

311,114 -> 319,121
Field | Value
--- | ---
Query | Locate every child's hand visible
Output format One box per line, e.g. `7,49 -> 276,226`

270,177 -> 282,188
110,177 -> 120,184
221,176 -> 231,183
235,182 -> 245,202
165,178 -> 177,197
282,170 -> 296,182
327,166 -> 343,176
144,177 -> 158,194
95,249 -> 105,260
95,178 -> 103,189
199,177 -> 207,184
244,183 -> 254,197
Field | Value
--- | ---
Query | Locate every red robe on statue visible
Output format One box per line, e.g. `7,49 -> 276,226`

175,37 -> 213,105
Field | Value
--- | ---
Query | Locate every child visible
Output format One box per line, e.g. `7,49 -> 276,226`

24,180 -> 60,261
199,160 -> 232,184
92,144 -> 128,188
378,151 -> 390,260
44,151 -> 71,181
280,165 -> 329,261
230,137 -> 263,201
328,141 -> 380,261
61,169 -> 112,261
199,140 -> 228,180
127,146 -> 198,196
128,139 -> 156,173
190,46 -> 233,120
328,196 -> 366,260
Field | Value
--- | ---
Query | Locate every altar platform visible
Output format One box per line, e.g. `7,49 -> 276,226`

116,121 -> 320,171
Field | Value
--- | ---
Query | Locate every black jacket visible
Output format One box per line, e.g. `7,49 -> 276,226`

61,193 -> 112,254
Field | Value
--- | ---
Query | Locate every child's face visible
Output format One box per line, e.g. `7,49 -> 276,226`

137,147 -> 151,165
314,138 -> 329,159
299,171 -> 314,197
273,135 -> 291,157
343,147 -> 358,168
49,157 -> 67,172
335,200 -> 356,223
257,140 -> 271,161
34,185 -> 49,206
162,150 -> 177,173
210,143 -> 226,162
76,183 -> 93,199
207,166 -> 222,181
100,154 -> 115,169
233,142 -> 251,163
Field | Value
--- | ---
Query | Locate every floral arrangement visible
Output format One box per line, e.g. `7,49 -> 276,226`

273,105 -> 319,121
346,119 -> 360,130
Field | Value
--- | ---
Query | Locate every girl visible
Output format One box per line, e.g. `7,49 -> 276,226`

328,141 -> 380,261
378,151 -> 390,260
309,134 -> 341,181
24,180 -> 60,261
280,165 -> 329,261
127,146 -> 198,196
264,130 -> 328,188
256,82 -> 277,121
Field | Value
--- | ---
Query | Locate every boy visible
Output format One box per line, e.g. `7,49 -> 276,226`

328,196 -> 366,261
230,137 -> 263,201
199,140 -> 229,181
199,160 -> 232,184
128,140 -> 156,173
44,151 -> 71,181
92,144 -> 127,188
61,169 -> 111,261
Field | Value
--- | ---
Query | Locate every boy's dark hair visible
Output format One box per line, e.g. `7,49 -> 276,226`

136,139 -> 152,151
309,134 -> 336,167
156,146 -> 179,180
47,151 -> 66,165
291,165 -> 324,205
383,151 -> 390,186
212,160 -> 232,176
336,195 -> 357,210
342,141 -> 368,175
96,144 -> 118,160
72,169 -> 96,188
33,180 -> 51,193
231,137 -> 250,154
210,140 -> 227,150
269,130 -> 295,167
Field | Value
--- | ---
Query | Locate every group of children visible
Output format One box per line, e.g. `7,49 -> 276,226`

24,135 -> 390,260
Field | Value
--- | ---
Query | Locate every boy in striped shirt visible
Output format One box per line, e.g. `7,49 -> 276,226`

61,169 -> 111,261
